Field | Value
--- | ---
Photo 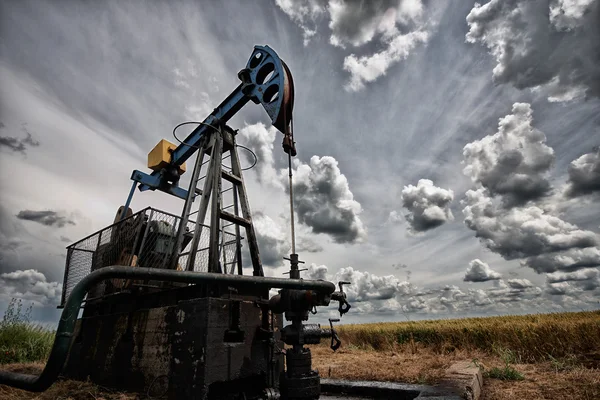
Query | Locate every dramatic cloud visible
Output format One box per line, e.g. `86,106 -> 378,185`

333,266 -> 412,302
253,212 -> 289,268
0,124 -> 40,155
466,0 -> 600,101
463,188 -> 598,261
276,0 -> 431,90
0,269 -> 62,306
400,179 -> 454,233
523,247 -> 600,273
16,210 -> 76,228
565,147 -> 600,198
238,122 -> 283,188
546,267 -> 600,291
289,156 -> 366,244
464,259 -> 501,282
463,103 -> 555,207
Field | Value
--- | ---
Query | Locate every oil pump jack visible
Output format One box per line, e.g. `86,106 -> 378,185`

0,46 -> 351,399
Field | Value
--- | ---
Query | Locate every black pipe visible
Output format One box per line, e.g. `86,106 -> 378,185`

0,265 -> 335,392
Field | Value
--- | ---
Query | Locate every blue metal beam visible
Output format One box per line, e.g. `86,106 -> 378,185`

134,45 -> 293,199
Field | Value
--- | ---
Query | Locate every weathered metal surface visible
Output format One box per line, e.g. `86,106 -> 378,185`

65,296 -> 284,399
0,265 -> 334,393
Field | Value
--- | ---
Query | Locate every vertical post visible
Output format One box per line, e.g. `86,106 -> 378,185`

120,181 -> 137,221
59,247 -> 73,307
135,209 -> 154,267
208,129 -> 223,273
233,181 -> 243,276
127,211 -> 145,267
171,137 -> 207,269
230,139 -> 264,277
186,134 -> 218,271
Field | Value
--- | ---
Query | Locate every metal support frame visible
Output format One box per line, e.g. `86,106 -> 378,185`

178,126 -> 264,277
208,129 -> 224,273
230,139 -> 264,277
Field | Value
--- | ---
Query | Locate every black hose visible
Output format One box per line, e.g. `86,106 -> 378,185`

0,266 -> 335,392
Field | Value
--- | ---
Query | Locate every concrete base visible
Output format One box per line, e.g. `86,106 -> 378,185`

321,361 -> 483,400
63,293 -> 283,399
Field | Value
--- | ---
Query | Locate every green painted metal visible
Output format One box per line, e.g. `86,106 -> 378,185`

0,265 -> 335,392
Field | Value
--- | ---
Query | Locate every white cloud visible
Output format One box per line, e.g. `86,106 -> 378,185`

253,212 -> 289,268
333,266 -> 412,302
565,147 -> 600,198
464,259 -> 502,282
305,263 -> 329,280
0,269 -> 62,307
238,122 -> 283,188
343,29 -> 429,92
462,103 -> 555,207
400,179 -> 454,233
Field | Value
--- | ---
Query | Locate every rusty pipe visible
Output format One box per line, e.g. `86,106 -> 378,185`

0,265 -> 335,392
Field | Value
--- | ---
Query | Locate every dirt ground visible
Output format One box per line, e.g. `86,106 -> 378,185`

311,346 -> 600,400
1,348 -> 599,400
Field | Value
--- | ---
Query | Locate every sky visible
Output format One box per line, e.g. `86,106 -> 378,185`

0,0 -> 599,326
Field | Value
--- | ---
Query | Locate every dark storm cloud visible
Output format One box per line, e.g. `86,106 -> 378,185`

565,147 -> 600,198
0,124 -> 40,154
464,259 -> 502,282
466,0 -> 600,101
463,103 -> 555,207
400,179 -> 454,233
290,156 -> 366,244
16,210 -> 76,228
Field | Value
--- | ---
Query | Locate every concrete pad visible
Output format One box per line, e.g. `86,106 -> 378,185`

439,361 -> 484,400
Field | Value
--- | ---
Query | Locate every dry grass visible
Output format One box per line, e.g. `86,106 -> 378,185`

0,363 -> 138,400
311,310 -> 600,400
311,345 -> 600,400
1,311 -> 599,399
336,310 -> 600,362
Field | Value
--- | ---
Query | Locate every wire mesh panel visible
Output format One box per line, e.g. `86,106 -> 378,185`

60,207 -> 241,306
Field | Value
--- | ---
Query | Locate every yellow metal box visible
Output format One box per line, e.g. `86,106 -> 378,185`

147,139 -> 186,175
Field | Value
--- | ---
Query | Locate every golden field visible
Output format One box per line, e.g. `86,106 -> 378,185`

1,310 -> 599,399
